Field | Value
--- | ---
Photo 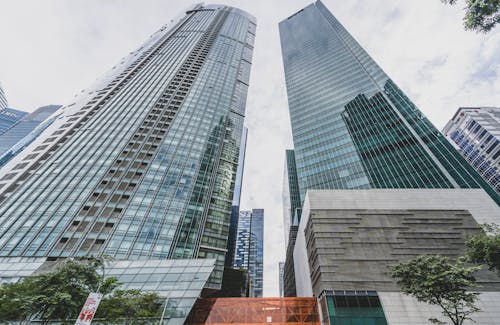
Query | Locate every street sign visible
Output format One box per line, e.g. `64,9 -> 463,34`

75,292 -> 103,325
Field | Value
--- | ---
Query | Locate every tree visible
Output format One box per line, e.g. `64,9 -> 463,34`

440,0 -> 500,32
0,258 -> 162,324
465,223 -> 500,275
95,289 -> 163,324
391,255 -> 481,325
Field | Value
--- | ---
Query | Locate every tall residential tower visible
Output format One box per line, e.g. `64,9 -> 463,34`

0,3 -> 255,297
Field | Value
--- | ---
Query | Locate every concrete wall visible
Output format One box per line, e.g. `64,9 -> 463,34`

379,292 -> 500,325
294,189 -> 500,297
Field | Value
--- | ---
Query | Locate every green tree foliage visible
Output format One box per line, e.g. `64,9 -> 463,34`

465,223 -> 500,275
441,0 -> 500,32
0,258 -> 162,324
391,255 -> 481,325
95,290 -> 164,324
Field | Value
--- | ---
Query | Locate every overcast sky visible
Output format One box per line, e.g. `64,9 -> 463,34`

1,0 -> 499,296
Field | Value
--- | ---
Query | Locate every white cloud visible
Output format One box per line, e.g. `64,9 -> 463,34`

0,0 -> 498,297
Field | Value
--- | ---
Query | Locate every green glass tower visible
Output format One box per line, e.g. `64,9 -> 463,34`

279,0 -> 500,206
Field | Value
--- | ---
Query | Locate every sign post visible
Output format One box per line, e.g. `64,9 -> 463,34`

75,292 -> 103,325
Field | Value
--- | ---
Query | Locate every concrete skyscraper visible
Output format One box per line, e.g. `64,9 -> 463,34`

443,107 -> 500,194
279,2 -> 500,324
0,5 -> 255,321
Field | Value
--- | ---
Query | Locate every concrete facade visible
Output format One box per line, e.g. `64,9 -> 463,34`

379,292 -> 500,325
294,189 -> 500,324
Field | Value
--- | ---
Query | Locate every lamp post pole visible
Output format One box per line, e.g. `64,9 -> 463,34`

158,296 -> 170,325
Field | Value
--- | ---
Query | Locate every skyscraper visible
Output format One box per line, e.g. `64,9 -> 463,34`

0,3 -> 255,297
225,127 -> 248,267
0,105 -> 61,167
0,83 -> 7,111
279,261 -> 285,297
283,149 -> 301,247
282,150 -> 300,297
0,83 -> 28,135
0,107 -> 27,136
233,209 -> 264,297
279,0 -> 499,206
279,2 -> 500,324
443,107 -> 500,194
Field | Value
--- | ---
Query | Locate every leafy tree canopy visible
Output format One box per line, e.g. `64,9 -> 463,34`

441,0 -> 500,32
465,223 -> 500,275
391,255 -> 481,325
0,258 -> 162,324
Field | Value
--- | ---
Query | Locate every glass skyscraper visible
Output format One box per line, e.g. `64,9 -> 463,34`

0,83 -> 28,135
282,150 -> 301,297
233,209 -> 264,297
279,0 -> 500,206
0,105 -> 61,167
280,3 -> 500,323
0,107 -> 27,136
283,150 -> 301,247
0,3 -> 255,292
225,127 -> 248,268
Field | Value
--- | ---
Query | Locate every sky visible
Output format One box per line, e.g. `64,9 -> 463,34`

0,0 -> 499,296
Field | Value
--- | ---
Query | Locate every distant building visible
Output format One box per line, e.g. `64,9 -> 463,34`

234,209 -> 264,297
0,83 -> 28,135
282,150 -> 301,297
225,127 -> 248,267
443,107 -> 500,194
0,105 -> 61,167
279,261 -> 285,297
0,82 -> 7,111
0,108 -> 28,136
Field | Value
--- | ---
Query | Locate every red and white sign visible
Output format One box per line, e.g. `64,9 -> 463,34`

75,292 -> 103,325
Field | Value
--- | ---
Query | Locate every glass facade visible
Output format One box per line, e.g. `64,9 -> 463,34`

279,0 -> 500,206
0,107 -> 28,136
0,4 -> 255,290
106,259 -> 216,323
443,107 -> 500,194
185,297 -> 320,325
282,150 -> 302,297
225,127 -> 248,267
233,209 -> 264,297
0,105 -> 61,166
0,257 -> 215,325
318,291 -> 388,325
283,149 -> 301,245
